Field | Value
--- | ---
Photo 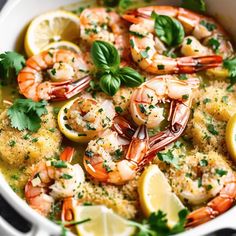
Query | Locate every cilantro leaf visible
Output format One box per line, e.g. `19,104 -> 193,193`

157,150 -> 179,169
171,209 -> 189,234
129,209 -> 188,236
181,0 -> 206,12
0,51 -> 25,82
223,57 -> 236,87
7,99 -> 48,132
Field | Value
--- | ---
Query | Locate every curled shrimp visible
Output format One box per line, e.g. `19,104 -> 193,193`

64,94 -> 116,140
168,152 -> 236,227
18,49 -> 91,101
80,8 -> 130,59
128,75 -> 199,163
83,127 -> 148,185
122,6 -> 224,74
25,147 -> 85,216
129,75 -> 198,128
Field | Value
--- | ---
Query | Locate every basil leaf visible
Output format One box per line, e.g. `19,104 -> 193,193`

118,67 -> 144,87
152,12 -> 185,47
99,74 -> 121,96
181,0 -> 206,13
91,41 -> 120,73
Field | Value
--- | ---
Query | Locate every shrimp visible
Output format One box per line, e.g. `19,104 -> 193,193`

84,76 -> 200,184
25,147 -> 85,216
18,49 -> 92,101
122,6 -> 226,74
80,8 -> 130,59
128,75 -> 198,162
66,94 -> 116,140
83,127 -> 148,185
168,151 -> 236,227
112,87 -> 134,115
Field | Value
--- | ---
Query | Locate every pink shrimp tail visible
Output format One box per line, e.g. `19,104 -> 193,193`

177,55 -> 223,73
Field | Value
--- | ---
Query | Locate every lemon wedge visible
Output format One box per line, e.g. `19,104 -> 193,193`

138,165 -> 184,227
58,99 -> 92,143
42,41 -> 81,53
74,205 -> 135,236
25,10 -> 80,57
226,113 -> 236,162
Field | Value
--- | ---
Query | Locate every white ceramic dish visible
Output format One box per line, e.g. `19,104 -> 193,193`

0,0 -> 236,235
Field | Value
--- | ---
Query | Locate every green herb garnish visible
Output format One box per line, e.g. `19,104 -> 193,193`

152,11 -> 185,47
129,209 -> 188,236
215,169 -> 228,177
91,41 -> 144,96
0,51 -> 25,83
7,99 -> 48,132
157,150 -> 179,169
51,160 -> 67,168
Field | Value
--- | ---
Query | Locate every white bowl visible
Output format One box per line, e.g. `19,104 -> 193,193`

0,0 -> 236,236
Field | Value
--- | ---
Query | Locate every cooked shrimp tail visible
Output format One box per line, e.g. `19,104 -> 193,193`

186,173 -> 236,227
60,146 -> 75,163
130,75 -> 197,163
84,126 -> 149,185
112,115 -> 136,139
18,49 -> 91,101
25,147 -> 84,217
176,55 -> 223,74
49,75 -> 92,101
61,197 -> 76,223
126,125 -> 149,164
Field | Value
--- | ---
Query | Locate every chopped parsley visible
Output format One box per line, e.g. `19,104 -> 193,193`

200,20 -> 216,31
199,159 -> 208,167
182,94 -> 189,100
215,169 -> 228,177
203,98 -> 211,104
85,150 -> 94,157
186,38 -> 192,45
221,95 -> 228,104
157,64 -> 165,70
8,140 -> 16,147
179,74 -> 188,80
208,38 -> 220,53
207,124 -> 219,135
51,160 -> 67,168
60,174 -> 73,179
115,106 -> 123,114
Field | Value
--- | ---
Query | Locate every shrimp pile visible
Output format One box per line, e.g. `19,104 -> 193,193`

14,3 -> 236,233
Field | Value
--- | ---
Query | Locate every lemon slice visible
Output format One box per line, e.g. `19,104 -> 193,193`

74,205 -> 135,236
138,165 -> 184,227
25,10 -> 80,57
226,113 -> 236,162
58,99 -> 92,143
42,41 -> 81,53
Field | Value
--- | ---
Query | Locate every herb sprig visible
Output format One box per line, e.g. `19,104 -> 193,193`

0,51 -> 25,84
7,99 -> 48,132
91,41 -> 144,96
223,57 -> 236,88
129,209 -> 188,236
